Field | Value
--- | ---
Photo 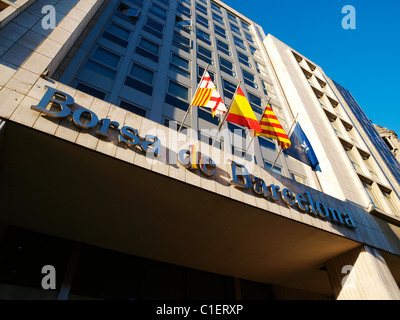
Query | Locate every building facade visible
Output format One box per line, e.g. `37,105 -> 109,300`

373,124 -> 400,163
0,0 -> 400,300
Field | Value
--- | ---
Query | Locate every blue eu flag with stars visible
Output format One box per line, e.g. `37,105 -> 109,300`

284,123 -> 321,171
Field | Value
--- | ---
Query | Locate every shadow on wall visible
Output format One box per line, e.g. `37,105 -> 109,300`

0,0 -> 80,70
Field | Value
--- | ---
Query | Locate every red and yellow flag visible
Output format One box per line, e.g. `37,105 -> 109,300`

190,72 -> 227,116
257,104 -> 291,149
226,87 -> 262,132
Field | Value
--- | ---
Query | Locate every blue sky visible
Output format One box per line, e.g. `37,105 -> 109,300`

223,0 -> 400,135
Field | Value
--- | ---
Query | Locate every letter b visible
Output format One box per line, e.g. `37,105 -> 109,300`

230,161 -> 251,189
31,86 -> 73,119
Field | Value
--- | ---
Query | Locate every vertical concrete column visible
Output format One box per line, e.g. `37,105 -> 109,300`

326,245 -> 400,300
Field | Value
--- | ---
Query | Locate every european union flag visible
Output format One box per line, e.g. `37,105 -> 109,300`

284,123 -> 321,171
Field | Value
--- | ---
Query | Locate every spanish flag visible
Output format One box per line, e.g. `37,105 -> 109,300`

257,104 -> 291,149
191,71 -> 227,117
226,87 -> 262,133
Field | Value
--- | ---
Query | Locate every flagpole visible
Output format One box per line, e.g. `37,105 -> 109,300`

243,97 -> 272,158
211,81 -> 242,148
178,64 -> 209,134
269,113 -> 299,172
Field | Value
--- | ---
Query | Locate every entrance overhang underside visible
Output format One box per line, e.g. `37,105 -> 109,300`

0,122 -> 365,295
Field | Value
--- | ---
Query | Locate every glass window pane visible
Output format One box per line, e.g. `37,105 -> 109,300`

92,47 -> 120,68
146,18 -> 163,32
76,83 -> 106,100
150,3 -> 167,19
120,100 -> 147,117
168,80 -> 188,100
172,54 -> 189,69
130,63 -> 154,84
85,60 -> 117,79
139,38 -> 159,54
211,2 -> 222,13
212,13 -> 224,25
108,23 -> 130,40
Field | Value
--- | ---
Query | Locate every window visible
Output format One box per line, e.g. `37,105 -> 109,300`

149,3 -> 167,20
214,24 -> 227,39
157,0 -> 169,6
237,52 -> 251,68
173,32 -> 192,53
232,147 -> 252,161
343,121 -> 357,142
165,80 -> 189,111
170,53 -> 190,77
129,63 -> 154,84
248,92 -> 262,112
230,23 -> 242,36
227,12 -> 237,24
196,3 -> 208,15
143,17 -> 164,39
361,180 -> 380,208
342,143 -> 359,171
84,47 -> 121,80
119,100 -> 147,117
360,152 -> 376,176
198,0 -> 207,5
198,66 -> 214,83
175,17 -> 192,33
241,20 -> 250,32
84,60 -> 117,79
258,136 -> 276,151
242,69 -> 258,89
261,80 -> 269,96
197,28 -> 211,45
228,122 -> 246,138
197,45 -> 213,65
216,39 -> 230,56
177,2 -> 191,18
254,61 -> 266,76
211,2 -> 222,13
198,107 -> 219,126
135,37 -> 159,62
219,57 -> 235,77
165,118 -> 190,133
92,47 -> 120,68
76,83 -> 106,100
222,79 -> 237,99
125,63 -> 154,95
327,115 -> 340,135
196,14 -> 209,29
212,12 -> 224,26
116,3 -> 140,24
233,36 -> 246,50
245,32 -> 254,43
168,80 -> 188,101
264,161 -> 282,174
102,22 -> 130,48
381,189 -> 399,217
291,172 -> 307,185
249,45 -> 257,56
200,131 -> 222,150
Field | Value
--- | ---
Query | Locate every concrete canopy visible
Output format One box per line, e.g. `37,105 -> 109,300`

0,122 -> 361,295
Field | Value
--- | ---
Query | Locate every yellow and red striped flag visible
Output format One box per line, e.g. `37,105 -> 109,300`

226,87 -> 262,132
190,72 -> 227,116
257,104 -> 291,149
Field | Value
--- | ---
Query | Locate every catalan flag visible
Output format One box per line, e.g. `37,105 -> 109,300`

257,104 -> 291,149
226,87 -> 262,132
191,71 -> 226,116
